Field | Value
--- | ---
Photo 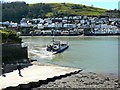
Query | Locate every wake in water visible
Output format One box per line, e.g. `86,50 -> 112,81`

28,46 -> 54,60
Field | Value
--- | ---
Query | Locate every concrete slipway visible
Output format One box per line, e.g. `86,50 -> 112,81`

0,62 -> 81,90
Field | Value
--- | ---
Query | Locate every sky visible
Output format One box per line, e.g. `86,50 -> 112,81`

2,0 -> 120,10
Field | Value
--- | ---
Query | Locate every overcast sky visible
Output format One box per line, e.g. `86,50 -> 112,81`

2,0 -> 120,10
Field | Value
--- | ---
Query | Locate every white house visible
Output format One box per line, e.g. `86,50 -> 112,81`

80,20 -> 85,24
37,24 -> 44,29
20,23 -> 28,27
9,22 -> 18,27
47,23 -> 54,27
63,24 -> 76,28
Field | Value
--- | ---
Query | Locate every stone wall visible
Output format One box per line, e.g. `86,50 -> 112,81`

2,43 -> 29,64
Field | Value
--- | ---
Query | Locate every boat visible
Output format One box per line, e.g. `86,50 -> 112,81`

46,38 -> 69,54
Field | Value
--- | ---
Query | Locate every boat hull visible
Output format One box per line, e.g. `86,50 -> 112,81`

53,45 -> 69,55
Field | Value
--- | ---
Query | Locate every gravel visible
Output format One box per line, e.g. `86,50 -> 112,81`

32,72 -> 119,89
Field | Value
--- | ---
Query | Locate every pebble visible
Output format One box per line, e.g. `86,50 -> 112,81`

36,72 -> 118,89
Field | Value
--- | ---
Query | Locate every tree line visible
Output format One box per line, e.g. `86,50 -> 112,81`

2,2 -> 52,23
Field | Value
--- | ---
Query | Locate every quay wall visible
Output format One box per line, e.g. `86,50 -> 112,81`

2,43 -> 29,64
0,43 -> 29,75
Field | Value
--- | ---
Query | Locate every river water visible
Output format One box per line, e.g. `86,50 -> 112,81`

21,36 -> 118,74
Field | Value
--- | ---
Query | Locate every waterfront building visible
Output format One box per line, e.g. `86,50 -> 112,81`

37,24 -> 44,29
2,15 -> 120,36
63,24 -> 76,28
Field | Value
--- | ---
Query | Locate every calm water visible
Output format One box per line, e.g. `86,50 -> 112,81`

21,36 -> 118,74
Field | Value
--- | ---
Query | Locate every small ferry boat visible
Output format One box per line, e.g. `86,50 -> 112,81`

46,38 -> 69,54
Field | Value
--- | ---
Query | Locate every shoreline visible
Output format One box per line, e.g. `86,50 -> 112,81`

0,61 -> 81,89
34,62 -> 119,89
32,61 -> 119,76
34,71 -> 119,89
1,61 -> 119,89
32,62 -> 119,89
19,62 -> 120,89
3,61 -> 118,76
20,35 -> 119,37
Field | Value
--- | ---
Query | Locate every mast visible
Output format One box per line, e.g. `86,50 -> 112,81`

52,36 -> 55,42
58,41 -> 60,49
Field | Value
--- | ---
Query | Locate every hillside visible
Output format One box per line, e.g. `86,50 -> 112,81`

2,2 -> 107,23
46,3 -> 106,17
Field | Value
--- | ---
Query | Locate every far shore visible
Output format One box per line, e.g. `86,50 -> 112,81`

20,35 -> 119,38
20,35 -> 120,36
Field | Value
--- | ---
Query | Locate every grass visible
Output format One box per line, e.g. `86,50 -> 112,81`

29,3 -> 107,17
46,3 -> 107,16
